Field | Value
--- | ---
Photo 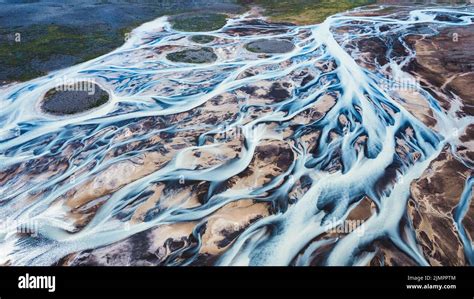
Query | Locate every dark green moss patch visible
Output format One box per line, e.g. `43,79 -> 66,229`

41,83 -> 109,115
245,39 -> 295,54
190,35 -> 216,44
166,47 -> 217,64
171,13 -> 227,32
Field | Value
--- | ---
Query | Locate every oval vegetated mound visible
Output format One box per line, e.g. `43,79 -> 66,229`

41,83 -> 109,115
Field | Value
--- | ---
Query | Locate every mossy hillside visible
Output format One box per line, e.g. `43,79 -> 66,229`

239,0 -> 376,25
0,25 -> 128,81
0,13 -> 228,82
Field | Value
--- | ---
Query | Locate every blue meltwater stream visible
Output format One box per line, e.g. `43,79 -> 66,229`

0,6 -> 473,265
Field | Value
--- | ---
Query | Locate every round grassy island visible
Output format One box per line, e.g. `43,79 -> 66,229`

166,47 -> 217,64
245,39 -> 295,54
41,83 -> 109,115
190,35 -> 215,44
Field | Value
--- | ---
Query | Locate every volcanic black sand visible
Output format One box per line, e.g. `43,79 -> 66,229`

41,83 -> 109,115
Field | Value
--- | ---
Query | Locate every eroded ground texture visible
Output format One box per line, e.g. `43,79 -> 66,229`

0,4 -> 473,266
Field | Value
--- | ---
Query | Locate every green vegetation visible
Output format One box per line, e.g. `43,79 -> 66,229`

41,84 -> 110,115
0,13 -> 226,82
0,1 -> 375,83
0,13 -> 228,81
190,35 -> 216,44
238,0 -> 376,24
245,39 -> 295,54
0,24 -> 130,82
97,94 -> 110,108
46,94 -> 109,115
166,48 -> 217,64
171,13 -> 228,32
